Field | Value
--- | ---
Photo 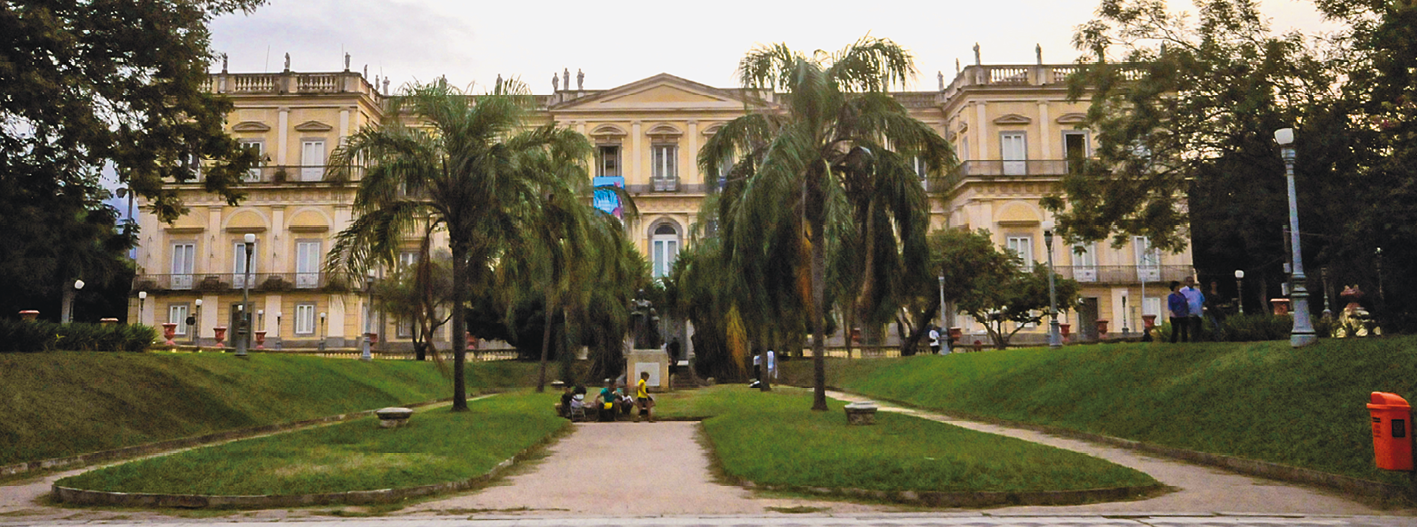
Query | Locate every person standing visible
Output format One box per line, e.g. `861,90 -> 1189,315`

928,326 -> 941,354
1181,276 -> 1206,341
1168,281 -> 1191,343
751,350 -> 762,381
766,349 -> 777,380
635,371 -> 655,423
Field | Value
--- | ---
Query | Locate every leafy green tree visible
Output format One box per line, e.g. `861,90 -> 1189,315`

1,1 -> 264,319
935,229 -> 1080,349
373,242 -> 453,362
699,36 -> 954,410
326,79 -> 592,411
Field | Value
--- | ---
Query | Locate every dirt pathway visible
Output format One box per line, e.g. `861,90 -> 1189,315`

405,421 -> 896,516
826,390 -> 1409,515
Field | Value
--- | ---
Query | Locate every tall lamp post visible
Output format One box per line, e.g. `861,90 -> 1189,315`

235,233 -> 255,358
937,275 -> 950,353
362,269 -> 376,362
275,311 -> 282,350
62,279 -> 85,324
1275,128 -> 1316,347
1041,220 -> 1062,349
137,291 -> 147,325
193,298 -> 202,346
1234,270 -> 1245,314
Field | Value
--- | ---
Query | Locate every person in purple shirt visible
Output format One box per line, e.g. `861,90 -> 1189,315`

1180,276 -> 1206,342
1168,281 -> 1191,343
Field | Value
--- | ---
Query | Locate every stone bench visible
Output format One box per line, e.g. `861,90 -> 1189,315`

375,407 -> 414,428
844,401 -> 879,425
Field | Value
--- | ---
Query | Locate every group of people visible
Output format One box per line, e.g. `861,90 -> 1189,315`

558,371 -> 656,423
750,349 -> 777,386
1167,276 -> 1207,342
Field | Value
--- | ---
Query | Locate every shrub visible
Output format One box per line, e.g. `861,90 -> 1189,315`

0,319 -> 155,352
1220,313 -> 1292,341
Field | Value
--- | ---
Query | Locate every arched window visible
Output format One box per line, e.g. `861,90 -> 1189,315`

651,223 -> 680,278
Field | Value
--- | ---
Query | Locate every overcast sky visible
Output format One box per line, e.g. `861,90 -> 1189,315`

209,0 -> 1340,93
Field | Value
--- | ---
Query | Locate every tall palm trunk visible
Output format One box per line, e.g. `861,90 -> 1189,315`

809,170 -> 829,412
449,237 -> 470,412
855,198 -> 877,349
536,288 -> 556,392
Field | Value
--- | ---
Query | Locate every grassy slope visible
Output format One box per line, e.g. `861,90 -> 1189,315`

58,392 -> 565,495
0,352 -> 540,466
656,386 -> 1157,493
781,336 -> 1417,486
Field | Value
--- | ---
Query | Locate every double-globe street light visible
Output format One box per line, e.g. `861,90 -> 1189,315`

1275,128 -> 1316,347
1041,220 -> 1062,349
235,233 -> 255,358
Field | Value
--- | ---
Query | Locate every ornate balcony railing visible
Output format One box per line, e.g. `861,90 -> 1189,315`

134,273 -> 351,293
942,64 -> 1143,99
174,165 -> 365,185
651,177 -> 679,192
1051,265 -> 1195,285
206,71 -> 384,98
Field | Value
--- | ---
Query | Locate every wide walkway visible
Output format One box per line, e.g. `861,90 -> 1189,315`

405,421 -> 893,515
825,390 -> 1404,516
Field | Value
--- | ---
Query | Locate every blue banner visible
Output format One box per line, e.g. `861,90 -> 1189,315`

592,176 -> 624,218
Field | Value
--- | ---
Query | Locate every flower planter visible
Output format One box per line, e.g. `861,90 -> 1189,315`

255,330 -> 267,349
1096,319 -> 1110,337
18,310 -> 39,321
161,323 -> 178,346
213,326 -> 228,347
1142,314 -> 1157,329
1271,298 -> 1291,316
1059,323 -> 1071,340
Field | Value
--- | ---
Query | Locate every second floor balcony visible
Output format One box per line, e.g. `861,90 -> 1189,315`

134,272 -> 351,294
1052,265 -> 1195,285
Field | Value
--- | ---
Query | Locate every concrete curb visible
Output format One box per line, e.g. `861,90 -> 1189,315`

825,386 -> 1412,503
741,480 -> 1167,508
0,397 -> 454,480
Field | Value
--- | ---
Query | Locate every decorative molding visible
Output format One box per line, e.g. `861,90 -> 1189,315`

1056,112 -> 1088,124
231,121 -> 271,132
288,225 -> 329,233
294,120 -> 334,132
164,227 -> 205,234
701,123 -> 725,136
223,226 -> 267,233
993,114 -> 1032,125
589,124 -> 628,142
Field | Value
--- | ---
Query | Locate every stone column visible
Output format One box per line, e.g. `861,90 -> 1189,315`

1037,101 -> 1052,160
687,120 -> 699,187
277,107 -> 290,166
973,102 -> 988,160
630,121 -> 642,184
204,206 -> 222,275
270,206 -> 286,273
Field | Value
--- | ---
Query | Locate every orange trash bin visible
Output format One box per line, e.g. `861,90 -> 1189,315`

1368,392 -> 1413,471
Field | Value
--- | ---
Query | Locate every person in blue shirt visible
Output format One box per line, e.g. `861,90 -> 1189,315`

1181,276 -> 1206,342
1168,281 -> 1191,343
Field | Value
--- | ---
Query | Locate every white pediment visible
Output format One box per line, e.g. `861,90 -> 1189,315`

1056,112 -> 1088,124
232,121 -> 271,132
293,120 -> 333,132
993,114 -> 1032,125
553,73 -> 751,112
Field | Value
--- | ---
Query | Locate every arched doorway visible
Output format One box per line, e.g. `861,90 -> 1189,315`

650,222 -> 680,279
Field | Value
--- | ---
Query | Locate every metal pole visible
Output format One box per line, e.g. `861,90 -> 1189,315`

1236,270 -> 1245,315
362,272 -> 374,362
193,301 -> 202,346
236,239 -> 253,358
1044,230 -> 1061,349
1280,142 -> 1316,347
938,275 -> 950,354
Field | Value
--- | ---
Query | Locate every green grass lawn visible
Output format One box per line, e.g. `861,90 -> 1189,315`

780,335 -> 1417,487
57,392 -> 565,495
656,385 -> 1158,493
0,352 -> 540,466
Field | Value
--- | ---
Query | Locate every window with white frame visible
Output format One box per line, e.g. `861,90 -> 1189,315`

170,242 -> 195,290
301,139 -> 325,181
1071,242 -> 1098,282
912,156 -> 929,180
1134,236 -> 1161,281
652,145 -> 677,188
1001,132 -> 1026,175
399,251 -> 419,269
240,141 -> 264,181
168,304 -> 189,335
397,316 -> 414,338
1006,236 -> 1034,265
651,223 -> 680,279
296,240 -> 321,288
597,145 -> 620,177
232,240 -> 257,288
295,303 -> 316,335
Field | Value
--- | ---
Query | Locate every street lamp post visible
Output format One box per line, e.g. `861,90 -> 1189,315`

937,275 -> 950,354
275,311 -> 282,350
362,269 -> 376,362
193,299 -> 203,346
1234,270 -> 1245,315
1121,293 -> 1130,335
235,233 -> 255,358
1041,220 -> 1061,349
318,312 -> 327,351
62,279 -> 85,324
137,291 -> 147,325
1275,128 -> 1316,347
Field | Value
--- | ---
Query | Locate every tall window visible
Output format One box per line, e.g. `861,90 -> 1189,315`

241,141 -> 263,181
597,145 -> 620,177
651,223 -> 679,279
399,251 -> 419,268
1006,236 -> 1033,265
233,240 -> 257,288
1001,132 -> 1027,175
301,139 -> 325,181
1071,242 -> 1098,282
1063,131 -> 1089,172
295,303 -> 316,335
170,243 -> 195,290
652,145 -> 677,190
296,241 -> 321,288
1134,236 -> 1160,281
912,156 -> 929,181
168,304 -> 189,335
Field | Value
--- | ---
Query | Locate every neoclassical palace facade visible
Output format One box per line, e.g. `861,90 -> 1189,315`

128,61 -> 1193,350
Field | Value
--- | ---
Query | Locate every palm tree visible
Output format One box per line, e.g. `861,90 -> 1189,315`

326,78 -> 591,411
699,36 -> 955,411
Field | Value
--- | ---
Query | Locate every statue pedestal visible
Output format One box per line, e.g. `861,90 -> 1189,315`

626,348 -> 670,392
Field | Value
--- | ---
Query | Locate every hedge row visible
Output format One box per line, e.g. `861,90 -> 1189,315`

0,319 -> 156,352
